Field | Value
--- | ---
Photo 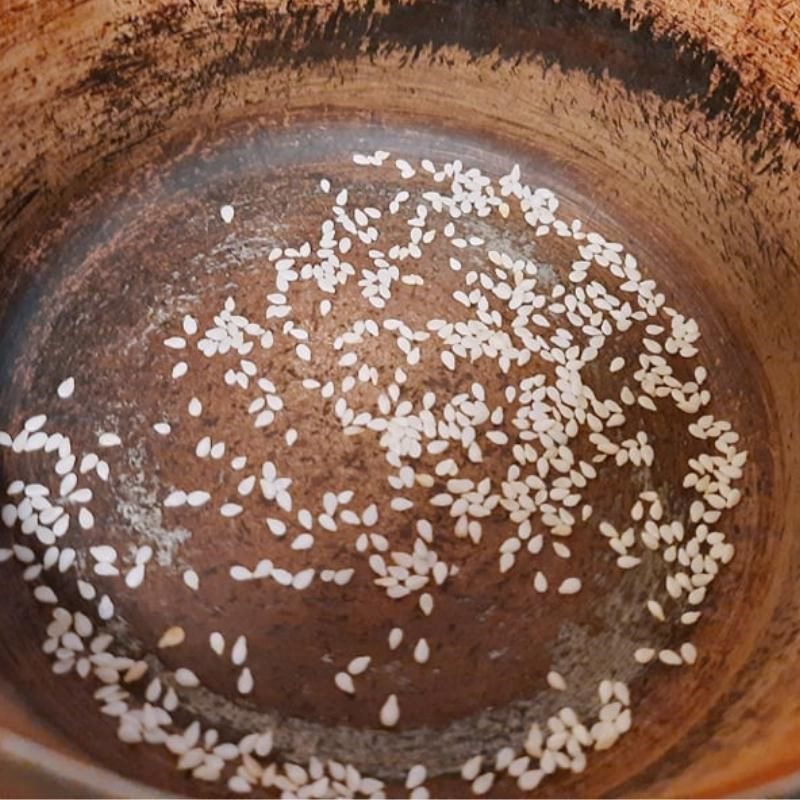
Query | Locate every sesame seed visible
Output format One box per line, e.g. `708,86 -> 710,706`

680,642 -> 698,664
334,672 -> 355,694
557,577 -> 582,595
57,377 -> 75,399
547,670 -> 567,691
461,754 -> 483,781
472,772 -> 494,795
419,593 -> 434,616
388,628 -> 404,650
292,568 -> 315,590
406,764 -> 427,790
175,668 -> 199,688
237,667 -> 254,694
231,635 -> 248,666
158,626 -> 185,649
34,585 -> 58,604
658,649 -> 683,666
379,694 -> 399,727
347,656 -> 371,676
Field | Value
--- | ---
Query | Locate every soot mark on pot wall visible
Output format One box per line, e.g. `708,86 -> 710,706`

77,0 -> 799,157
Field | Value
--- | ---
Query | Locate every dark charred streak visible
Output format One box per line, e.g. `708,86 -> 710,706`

71,0 -> 797,165
0,186 -> 40,232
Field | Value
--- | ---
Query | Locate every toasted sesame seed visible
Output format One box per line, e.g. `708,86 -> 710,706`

158,626 -> 185,649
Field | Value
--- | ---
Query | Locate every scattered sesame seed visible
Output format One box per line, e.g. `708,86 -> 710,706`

237,667 -> 254,694
347,656 -> 371,676
557,577 -> 582,595
413,638 -> 430,664
57,377 -> 75,399
547,670 -> 567,691
334,672 -> 355,694
158,626 -> 186,649
175,668 -> 200,687
379,694 -> 400,727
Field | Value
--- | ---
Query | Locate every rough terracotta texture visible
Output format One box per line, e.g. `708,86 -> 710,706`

0,0 -> 798,797
598,0 -> 800,118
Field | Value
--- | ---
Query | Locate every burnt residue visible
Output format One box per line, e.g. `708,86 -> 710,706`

75,0 -> 799,156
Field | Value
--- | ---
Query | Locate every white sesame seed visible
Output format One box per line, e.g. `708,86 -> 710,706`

680,642 -> 698,664
347,656 -> 371,676
230,565 -> 252,581
186,490 -> 210,507
164,490 -> 187,508
175,667 -> 199,688
379,694 -> 399,727
334,672 -> 355,694
231,635 -> 248,666
406,764 -> 427,790
34,585 -> 58,604
558,577 -> 582,595
658,649 -> 682,666
472,772 -> 494,795
413,638 -> 430,664
461,754 -> 483,781
125,564 -> 145,589
237,667 -> 254,694
547,670 -> 567,691
57,377 -> 75,399
419,593 -> 434,615
292,568 -> 315,590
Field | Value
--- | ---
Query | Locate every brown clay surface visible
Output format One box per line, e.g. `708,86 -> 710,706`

0,2 -> 798,798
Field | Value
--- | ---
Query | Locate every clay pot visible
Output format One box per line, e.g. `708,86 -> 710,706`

0,1 -> 798,796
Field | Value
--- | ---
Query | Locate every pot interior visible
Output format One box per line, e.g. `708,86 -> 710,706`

0,2 -> 799,797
